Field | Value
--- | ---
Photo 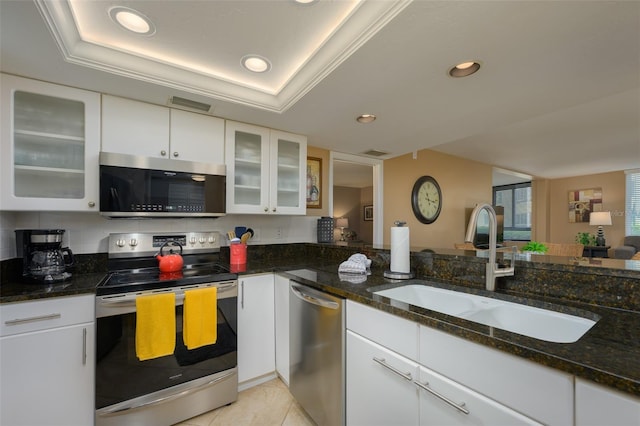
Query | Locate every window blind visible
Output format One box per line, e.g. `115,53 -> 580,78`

625,169 -> 640,236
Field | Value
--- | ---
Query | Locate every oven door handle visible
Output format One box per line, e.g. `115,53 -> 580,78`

97,282 -> 237,307
97,370 -> 237,417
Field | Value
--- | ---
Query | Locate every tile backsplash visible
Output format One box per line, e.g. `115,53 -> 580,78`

0,211 -> 319,260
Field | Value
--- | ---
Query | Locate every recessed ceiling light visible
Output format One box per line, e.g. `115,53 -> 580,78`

241,55 -> 272,73
449,61 -> 481,77
109,6 -> 155,35
294,0 -> 318,4
356,114 -> 377,123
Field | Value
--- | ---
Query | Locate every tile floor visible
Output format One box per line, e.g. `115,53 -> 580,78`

174,378 -> 316,426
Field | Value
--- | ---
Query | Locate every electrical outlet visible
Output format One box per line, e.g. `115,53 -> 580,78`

275,227 -> 283,239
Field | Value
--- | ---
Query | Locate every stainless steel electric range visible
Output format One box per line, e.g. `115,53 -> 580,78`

95,231 -> 238,426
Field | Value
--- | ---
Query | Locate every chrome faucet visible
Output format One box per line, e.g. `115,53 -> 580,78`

465,203 -> 515,291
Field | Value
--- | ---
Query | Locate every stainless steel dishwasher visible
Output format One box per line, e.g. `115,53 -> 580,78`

289,281 -> 345,426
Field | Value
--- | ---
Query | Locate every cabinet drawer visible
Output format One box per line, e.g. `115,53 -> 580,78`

418,365 -> 541,425
419,326 -> 573,425
347,300 -> 419,360
1,295 -> 94,337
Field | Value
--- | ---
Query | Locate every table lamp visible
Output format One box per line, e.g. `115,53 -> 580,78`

336,218 -> 349,241
589,211 -> 612,246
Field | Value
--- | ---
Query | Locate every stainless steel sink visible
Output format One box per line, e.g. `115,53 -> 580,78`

373,283 -> 598,343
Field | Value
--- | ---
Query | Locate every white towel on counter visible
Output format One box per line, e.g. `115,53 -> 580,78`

338,253 -> 372,275
338,272 -> 368,284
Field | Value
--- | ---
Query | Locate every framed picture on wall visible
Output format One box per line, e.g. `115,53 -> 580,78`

306,157 -> 322,209
364,205 -> 373,221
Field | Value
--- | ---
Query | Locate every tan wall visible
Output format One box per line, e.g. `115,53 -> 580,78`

306,146 -> 330,217
548,171 -> 625,247
383,150 -> 493,249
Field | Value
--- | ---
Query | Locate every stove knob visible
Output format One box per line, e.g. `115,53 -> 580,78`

129,238 -> 138,247
116,239 -> 126,248
190,236 -> 197,245
208,236 -> 215,244
199,236 -> 205,244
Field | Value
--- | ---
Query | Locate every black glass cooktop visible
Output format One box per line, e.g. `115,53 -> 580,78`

97,264 -> 236,296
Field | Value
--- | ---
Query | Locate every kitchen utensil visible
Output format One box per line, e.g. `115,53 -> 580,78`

246,228 -> 254,237
156,241 -> 184,273
240,232 -> 251,244
234,226 -> 247,238
227,231 -> 236,241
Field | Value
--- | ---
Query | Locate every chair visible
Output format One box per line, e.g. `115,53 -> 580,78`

610,236 -> 640,259
545,243 -> 584,257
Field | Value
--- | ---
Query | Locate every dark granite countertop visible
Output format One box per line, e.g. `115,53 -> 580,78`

0,272 -> 105,304
2,244 -> 639,399
235,256 -> 640,398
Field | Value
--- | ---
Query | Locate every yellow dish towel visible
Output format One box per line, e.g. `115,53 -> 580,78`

183,287 -> 217,350
135,293 -> 176,361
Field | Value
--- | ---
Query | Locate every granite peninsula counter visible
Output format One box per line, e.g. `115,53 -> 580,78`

2,243 -> 639,399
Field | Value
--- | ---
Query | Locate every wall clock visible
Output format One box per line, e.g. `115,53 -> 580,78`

411,175 -> 442,224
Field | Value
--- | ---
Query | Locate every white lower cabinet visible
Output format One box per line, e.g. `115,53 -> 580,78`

0,295 -> 95,426
347,330 -> 420,426
417,365 -> 540,425
346,300 -> 569,426
274,274 -> 290,385
419,326 -> 573,425
237,273 -> 275,387
575,378 -> 640,426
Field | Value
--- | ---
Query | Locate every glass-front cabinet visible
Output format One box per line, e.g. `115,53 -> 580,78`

226,121 -> 306,215
0,74 -> 100,211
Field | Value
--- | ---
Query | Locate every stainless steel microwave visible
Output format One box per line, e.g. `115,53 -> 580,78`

99,152 -> 226,218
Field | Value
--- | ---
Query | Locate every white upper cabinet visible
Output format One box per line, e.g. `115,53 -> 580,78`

101,95 -> 224,164
0,74 -> 100,211
226,120 -> 306,214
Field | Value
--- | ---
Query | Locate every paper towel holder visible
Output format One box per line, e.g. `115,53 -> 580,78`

384,221 -> 415,280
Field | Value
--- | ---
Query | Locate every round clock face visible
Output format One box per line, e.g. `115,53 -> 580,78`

411,176 -> 442,224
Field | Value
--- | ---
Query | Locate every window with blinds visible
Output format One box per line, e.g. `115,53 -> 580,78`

626,169 -> 640,236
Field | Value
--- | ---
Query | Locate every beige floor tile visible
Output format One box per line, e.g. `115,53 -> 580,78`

282,400 -> 316,426
174,378 -> 319,426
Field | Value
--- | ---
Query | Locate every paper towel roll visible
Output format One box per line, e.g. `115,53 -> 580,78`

390,226 -> 410,273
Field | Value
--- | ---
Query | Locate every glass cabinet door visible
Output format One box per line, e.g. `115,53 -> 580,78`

270,130 -> 307,215
225,121 -> 306,215
13,91 -> 86,198
1,74 -> 100,211
225,121 -> 270,214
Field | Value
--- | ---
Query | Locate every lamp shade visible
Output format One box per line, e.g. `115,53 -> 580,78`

336,218 -> 349,228
589,211 -> 612,226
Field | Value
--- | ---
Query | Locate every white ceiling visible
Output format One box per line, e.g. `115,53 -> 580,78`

1,0 -> 639,180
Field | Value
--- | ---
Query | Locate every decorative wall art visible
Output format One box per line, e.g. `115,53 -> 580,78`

306,157 -> 322,209
568,188 -> 603,223
364,205 -> 373,221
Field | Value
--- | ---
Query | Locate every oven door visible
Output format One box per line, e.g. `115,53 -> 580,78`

95,281 -> 237,418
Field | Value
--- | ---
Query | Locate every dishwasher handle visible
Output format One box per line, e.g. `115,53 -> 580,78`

291,284 -> 339,310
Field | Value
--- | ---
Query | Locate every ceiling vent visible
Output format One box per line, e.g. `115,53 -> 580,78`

361,149 -> 389,157
168,96 -> 213,113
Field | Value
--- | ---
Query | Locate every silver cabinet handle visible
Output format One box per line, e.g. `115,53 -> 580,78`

264,207 -> 269,212
160,150 -> 167,156
241,281 -> 245,309
414,380 -> 470,415
272,207 -> 276,212
373,357 -> 412,381
173,152 -> 179,157
5,313 -> 61,326
82,327 -> 87,365
88,201 -> 96,207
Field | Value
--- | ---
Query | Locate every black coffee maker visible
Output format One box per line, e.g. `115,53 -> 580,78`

16,229 -> 74,283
